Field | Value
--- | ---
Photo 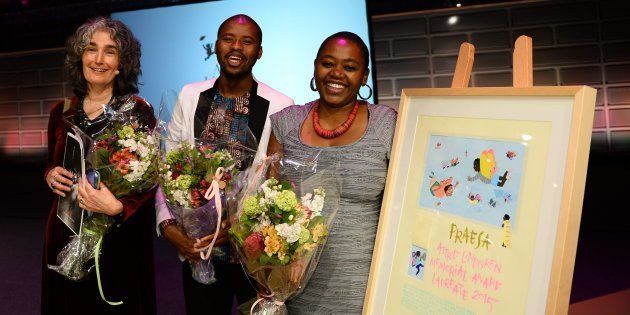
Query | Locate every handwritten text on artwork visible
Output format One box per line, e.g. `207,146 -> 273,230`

429,241 -> 502,312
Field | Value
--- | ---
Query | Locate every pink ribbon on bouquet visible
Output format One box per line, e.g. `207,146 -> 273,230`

199,167 -> 224,260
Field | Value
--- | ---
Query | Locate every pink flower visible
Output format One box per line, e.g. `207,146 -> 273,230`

243,233 -> 264,260
200,179 -> 209,189
198,145 -> 215,158
109,147 -> 139,175
303,206 -> 313,220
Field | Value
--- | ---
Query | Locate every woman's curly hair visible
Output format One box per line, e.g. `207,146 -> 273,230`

65,17 -> 141,99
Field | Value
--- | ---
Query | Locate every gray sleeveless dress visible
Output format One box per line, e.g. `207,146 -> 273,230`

270,101 -> 397,314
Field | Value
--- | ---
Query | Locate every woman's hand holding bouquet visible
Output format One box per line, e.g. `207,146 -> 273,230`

49,105 -> 158,282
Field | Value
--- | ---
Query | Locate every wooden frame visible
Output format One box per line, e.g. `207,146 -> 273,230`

364,87 -> 596,315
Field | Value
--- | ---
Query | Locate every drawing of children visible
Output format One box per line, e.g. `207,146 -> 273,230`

467,149 -> 510,187
502,214 -> 511,248
410,251 -> 418,267
429,173 -> 460,198
506,150 -> 517,160
410,250 -> 425,276
493,189 -> 512,203
441,157 -> 460,169
467,192 -> 482,205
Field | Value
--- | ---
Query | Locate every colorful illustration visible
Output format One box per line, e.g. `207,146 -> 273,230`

467,149 -> 510,187
429,172 -> 459,198
467,192 -> 482,205
494,189 -> 512,203
506,150 -> 517,160
407,245 -> 427,280
502,214 -> 511,248
488,198 -> 497,207
441,157 -> 460,169
419,135 -> 526,229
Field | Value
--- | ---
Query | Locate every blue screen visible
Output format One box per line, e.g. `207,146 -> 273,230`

112,0 -> 373,112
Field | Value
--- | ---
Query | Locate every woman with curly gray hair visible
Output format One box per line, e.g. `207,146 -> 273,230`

42,17 -> 157,314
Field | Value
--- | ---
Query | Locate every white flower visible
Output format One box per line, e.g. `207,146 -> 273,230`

275,222 -> 302,244
146,134 -> 156,145
123,159 -> 150,182
300,189 -> 326,217
262,185 -> 279,202
295,209 -> 307,224
258,198 -> 267,207
119,138 -> 138,152
253,214 -> 271,232
262,185 -> 272,197
311,195 -> 325,217
261,178 -> 278,191
172,189 -> 190,208
136,141 -> 150,158
302,199 -> 314,213
314,188 -> 326,198
301,193 -> 312,203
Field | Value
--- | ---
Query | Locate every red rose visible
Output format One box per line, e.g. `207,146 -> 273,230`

95,140 -> 108,149
243,233 -> 264,260
200,179 -> 209,188
190,189 -> 202,208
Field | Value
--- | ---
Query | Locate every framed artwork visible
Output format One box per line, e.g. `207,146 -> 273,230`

364,87 -> 596,315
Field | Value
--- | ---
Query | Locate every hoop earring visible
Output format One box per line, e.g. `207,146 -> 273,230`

358,84 -> 372,100
310,77 -> 317,91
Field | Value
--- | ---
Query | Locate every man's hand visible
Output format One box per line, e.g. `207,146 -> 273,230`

195,220 -> 231,251
163,224 -> 202,262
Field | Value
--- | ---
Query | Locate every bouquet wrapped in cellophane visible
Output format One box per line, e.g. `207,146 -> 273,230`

156,88 -> 259,284
49,95 -> 158,282
230,154 -> 340,314
158,135 -> 256,284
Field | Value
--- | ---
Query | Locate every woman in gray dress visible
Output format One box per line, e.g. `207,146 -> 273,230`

267,32 -> 397,314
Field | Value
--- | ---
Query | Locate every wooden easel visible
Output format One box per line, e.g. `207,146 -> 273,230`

451,35 -> 533,88
365,34 -> 595,315
449,36 -> 582,315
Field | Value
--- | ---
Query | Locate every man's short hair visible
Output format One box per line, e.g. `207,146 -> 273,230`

217,14 -> 262,44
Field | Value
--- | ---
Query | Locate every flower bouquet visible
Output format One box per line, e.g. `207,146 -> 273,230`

49,96 -> 158,282
158,139 -> 242,284
230,155 -> 340,314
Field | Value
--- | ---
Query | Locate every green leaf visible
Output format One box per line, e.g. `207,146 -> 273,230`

259,253 -> 271,265
309,216 -> 325,227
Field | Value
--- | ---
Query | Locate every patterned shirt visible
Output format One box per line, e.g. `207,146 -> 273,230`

201,91 -> 251,263
201,92 -> 252,167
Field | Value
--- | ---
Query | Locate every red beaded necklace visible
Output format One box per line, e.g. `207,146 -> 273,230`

312,100 -> 360,139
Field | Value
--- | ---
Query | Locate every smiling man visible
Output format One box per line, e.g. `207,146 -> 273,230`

156,14 -> 294,314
